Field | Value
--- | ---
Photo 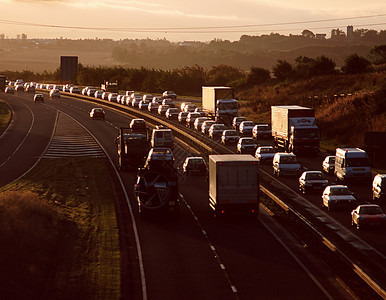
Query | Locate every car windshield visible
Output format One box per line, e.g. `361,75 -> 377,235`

225,130 -> 237,136
257,125 -> 270,131
214,125 -> 226,130
359,206 -> 383,215
328,157 -> 335,164
218,102 -> 237,110
243,122 -> 254,126
346,157 -> 370,167
305,172 -> 325,180
188,158 -> 205,165
243,139 -> 256,145
280,156 -> 298,164
260,147 -> 274,153
330,187 -> 351,195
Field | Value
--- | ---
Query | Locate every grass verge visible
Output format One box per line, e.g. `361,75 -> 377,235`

0,100 -> 11,134
0,157 -> 120,299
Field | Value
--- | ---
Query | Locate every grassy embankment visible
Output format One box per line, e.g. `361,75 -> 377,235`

237,70 -> 386,152
0,100 -> 11,133
0,158 -> 121,299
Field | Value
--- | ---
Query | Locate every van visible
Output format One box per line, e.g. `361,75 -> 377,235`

272,152 -> 301,177
334,148 -> 371,183
151,129 -> 174,148
372,174 -> 385,201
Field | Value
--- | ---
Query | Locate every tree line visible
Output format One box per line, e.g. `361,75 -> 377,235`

2,45 -> 385,96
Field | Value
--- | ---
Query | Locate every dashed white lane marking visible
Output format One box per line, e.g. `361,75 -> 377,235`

43,113 -> 106,158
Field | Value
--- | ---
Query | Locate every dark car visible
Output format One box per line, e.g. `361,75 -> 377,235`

34,93 -> 44,103
182,157 -> 207,176
89,108 -> 105,119
130,118 -> 147,132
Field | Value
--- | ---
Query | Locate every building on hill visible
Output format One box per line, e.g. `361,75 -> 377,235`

347,25 -> 354,39
315,34 -> 326,40
331,28 -> 346,40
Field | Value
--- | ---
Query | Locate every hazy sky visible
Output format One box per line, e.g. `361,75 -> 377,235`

0,0 -> 385,41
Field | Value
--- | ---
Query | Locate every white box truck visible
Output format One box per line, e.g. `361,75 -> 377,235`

335,148 -> 372,183
202,86 -> 238,125
271,105 -> 320,154
209,154 -> 259,217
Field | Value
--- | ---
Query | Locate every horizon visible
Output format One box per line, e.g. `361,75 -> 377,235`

0,0 -> 385,42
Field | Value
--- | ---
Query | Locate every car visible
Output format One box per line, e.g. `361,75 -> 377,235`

186,112 -> 201,128
182,157 -> 207,176
255,146 -> 275,164
15,84 -> 24,92
221,130 -> 239,145
148,102 -> 159,113
108,93 -> 118,102
252,124 -> 271,139
180,102 -> 191,111
322,156 -> 335,175
151,128 -> 174,148
194,117 -> 209,131
139,100 -> 150,110
209,124 -> 226,139
183,104 -> 197,113
298,171 -> 328,194
162,90 -> 177,100
49,89 -> 60,98
322,185 -> 357,211
152,96 -> 163,104
165,108 -> 179,119
158,104 -> 170,116
54,85 -> 63,91
89,107 -> 105,119
26,85 -> 36,93
144,147 -> 174,171
5,86 -> 15,94
129,119 -> 146,132
63,86 -> 70,92
178,112 -> 188,124
34,94 -> 44,103
94,90 -> 103,99
131,95 -> 142,107
70,86 -> 80,94
232,116 -> 247,131
372,174 -> 385,202
239,121 -> 255,136
351,204 -> 386,230
87,88 -> 96,97
143,94 -> 153,102
101,92 -> 110,100
201,120 -> 216,135
237,137 -> 258,154
125,90 -> 135,96
162,98 -> 175,108
273,152 -> 301,177
117,94 -> 125,104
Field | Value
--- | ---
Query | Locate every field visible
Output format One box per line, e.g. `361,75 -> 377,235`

0,157 -> 121,299
0,100 -> 11,133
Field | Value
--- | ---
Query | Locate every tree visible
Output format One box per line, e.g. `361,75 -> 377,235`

206,65 -> 244,86
343,54 -> 372,74
272,60 -> 293,81
311,56 -> 336,76
247,67 -> 271,85
368,45 -> 386,65
302,29 -> 315,39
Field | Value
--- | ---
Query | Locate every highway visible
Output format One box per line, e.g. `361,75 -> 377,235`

0,90 -> 383,299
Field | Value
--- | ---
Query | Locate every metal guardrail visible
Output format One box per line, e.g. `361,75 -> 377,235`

54,91 -> 385,299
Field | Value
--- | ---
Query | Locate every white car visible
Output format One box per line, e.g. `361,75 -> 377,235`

70,86 -> 80,94
252,124 -> 271,139
108,93 -> 118,102
180,102 -> 191,111
273,152 -> 301,177
221,130 -> 239,145
139,100 -> 150,110
322,185 -> 357,211
166,108 -> 179,119
94,90 -> 103,99
372,174 -> 386,202
201,120 -> 216,135
209,124 -> 226,139
194,117 -> 209,131
298,171 -> 328,194
49,89 -> 60,98
158,104 -> 170,115
255,146 -> 275,164
237,137 -> 258,154
239,121 -> 255,136
322,156 -> 335,175
178,112 -> 189,124
162,90 -> 177,100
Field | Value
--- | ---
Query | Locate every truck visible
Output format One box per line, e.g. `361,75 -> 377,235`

202,86 -> 238,125
209,154 -> 259,217
101,81 -> 118,93
271,105 -> 320,154
0,75 -> 6,92
135,148 -> 180,217
335,148 -> 372,184
115,127 -> 149,170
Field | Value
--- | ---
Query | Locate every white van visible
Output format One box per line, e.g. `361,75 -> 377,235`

151,129 -> 174,148
372,174 -> 385,201
334,148 -> 371,183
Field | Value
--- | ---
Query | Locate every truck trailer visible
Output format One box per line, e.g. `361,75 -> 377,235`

202,86 -> 238,125
271,105 -> 320,154
209,154 -> 259,217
